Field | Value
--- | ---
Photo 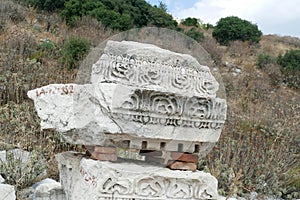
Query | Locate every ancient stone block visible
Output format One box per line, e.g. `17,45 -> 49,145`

57,152 -> 220,200
27,41 -> 227,155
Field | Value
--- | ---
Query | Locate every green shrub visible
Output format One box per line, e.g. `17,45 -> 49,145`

37,39 -> 56,50
61,37 -> 90,69
256,54 -> 276,69
277,49 -> 300,71
185,27 -> 204,42
25,0 -> 65,11
277,49 -> 300,88
212,16 -> 262,46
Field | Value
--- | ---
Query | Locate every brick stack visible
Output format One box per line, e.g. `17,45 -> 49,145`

84,145 -> 117,161
167,152 -> 198,171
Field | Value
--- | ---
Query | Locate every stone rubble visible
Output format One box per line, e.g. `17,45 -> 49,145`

31,178 -> 66,200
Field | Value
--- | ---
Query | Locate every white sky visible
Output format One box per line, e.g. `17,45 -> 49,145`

148,0 -> 300,38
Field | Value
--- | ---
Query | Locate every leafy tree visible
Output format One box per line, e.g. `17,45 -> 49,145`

60,0 -> 177,30
181,17 -> 199,27
212,16 -> 262,45
148,6 -> 177,28
158,1 -> 167,12
185,28 -> 204,42
60,0 -> 104,26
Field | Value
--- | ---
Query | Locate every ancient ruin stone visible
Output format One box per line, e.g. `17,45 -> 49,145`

27,40 -> 227,154
0,183 -> 16,200
57,152 -> 220,200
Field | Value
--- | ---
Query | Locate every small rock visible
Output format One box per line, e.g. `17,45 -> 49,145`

249,191 -> 258,200
32,178 -> 64,200
235,68 -> 241,74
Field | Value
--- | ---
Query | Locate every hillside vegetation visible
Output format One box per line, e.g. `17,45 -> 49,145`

0,0 -> 299,199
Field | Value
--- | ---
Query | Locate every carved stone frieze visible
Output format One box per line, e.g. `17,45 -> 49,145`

57,152 -> 220,200
112,89 -> 226,130
92,53 -> 219,97
28,40 -> 227,146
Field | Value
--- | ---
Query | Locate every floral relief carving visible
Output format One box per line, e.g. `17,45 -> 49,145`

92,53 -> 219,97
113,90 -> 226,130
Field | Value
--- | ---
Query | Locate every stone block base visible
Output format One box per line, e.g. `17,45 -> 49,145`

56,152 -> 220,200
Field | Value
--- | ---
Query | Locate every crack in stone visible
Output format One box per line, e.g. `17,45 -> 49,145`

88,96 -> 124,133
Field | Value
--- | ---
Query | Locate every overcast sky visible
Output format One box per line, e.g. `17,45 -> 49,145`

147,0 -> 300,38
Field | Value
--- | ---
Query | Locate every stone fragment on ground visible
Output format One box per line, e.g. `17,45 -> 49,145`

0,183 -> 16,200
31,178 -> 66,200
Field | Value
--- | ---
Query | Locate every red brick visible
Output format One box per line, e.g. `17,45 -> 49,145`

170,152 -> 198,163
94,146 -> 117,154
91,152 -> 117,161
167,161 -> 197,171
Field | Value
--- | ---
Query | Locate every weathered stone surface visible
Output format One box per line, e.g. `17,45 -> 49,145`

0,183 -> 16,200
27,41 -> 227,154
57,152 -> 220,200
31,178 -> 66,200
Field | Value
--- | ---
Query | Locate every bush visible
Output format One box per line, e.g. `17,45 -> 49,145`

61,37 -> 90,69
277,49 -> 300,88
256,54 -> 276,69
207,130 -> 299,198
181,17 -> 199,27
0,149 -> 47,190
24,0 -> 65,11
277,49 -> 300,71
212,16 -> 262,46
184,28 -> 204,42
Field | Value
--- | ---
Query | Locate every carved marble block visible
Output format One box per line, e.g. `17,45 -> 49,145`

27,40 -> 227,155
57,152 -> 220,200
